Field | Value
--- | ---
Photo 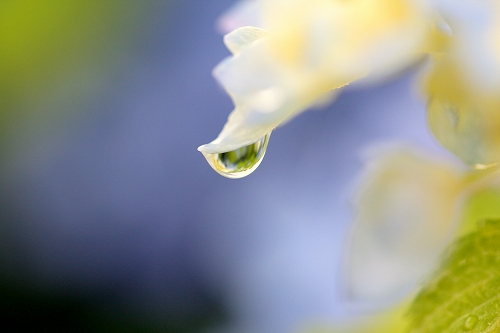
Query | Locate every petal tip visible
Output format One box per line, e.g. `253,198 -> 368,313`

197,144 -> 209,153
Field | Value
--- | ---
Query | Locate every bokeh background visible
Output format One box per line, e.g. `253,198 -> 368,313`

0,1 -> 441,332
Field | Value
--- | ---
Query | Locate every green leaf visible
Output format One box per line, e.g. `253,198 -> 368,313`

407,219 -> 500,333
460,188 -> 500,236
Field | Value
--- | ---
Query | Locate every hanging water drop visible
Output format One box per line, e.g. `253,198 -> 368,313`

201,133 -> 271,179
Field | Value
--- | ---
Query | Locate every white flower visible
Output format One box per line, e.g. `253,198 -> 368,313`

199,0 -> 437,155
201,0 -> 500,170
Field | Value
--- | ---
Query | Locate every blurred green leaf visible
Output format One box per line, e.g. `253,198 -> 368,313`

408,219 -> 500,333
460,188 -> 500,236
0,0 -> 137,95
0,0 -> 152,154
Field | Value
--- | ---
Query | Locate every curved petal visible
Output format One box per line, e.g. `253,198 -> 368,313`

435,0 -> 500,92
200,0 -> 437,154
425,57 -> 500,168
343,145 -> 466,303
223,26 -> 269,55
423,1 -> 500,167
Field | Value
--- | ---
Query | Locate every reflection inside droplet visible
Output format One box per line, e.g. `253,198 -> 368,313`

201,133 -> 271,179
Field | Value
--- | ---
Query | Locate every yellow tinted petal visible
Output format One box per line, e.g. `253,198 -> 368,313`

425,56 -> 500,167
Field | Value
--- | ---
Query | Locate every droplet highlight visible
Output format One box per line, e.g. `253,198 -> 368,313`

463,315 -> 478,331
474,162 -> 500,170
201,133 -> 271,179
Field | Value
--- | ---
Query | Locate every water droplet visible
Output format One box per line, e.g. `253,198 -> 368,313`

445,104 -> 460,129
464,315 -> 479,331
201,133 -> 271,179
474,162 -> 500,170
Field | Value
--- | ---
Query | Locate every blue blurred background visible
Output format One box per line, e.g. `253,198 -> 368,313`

0,1 -> 438,332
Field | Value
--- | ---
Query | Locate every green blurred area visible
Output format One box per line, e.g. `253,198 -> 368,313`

407,219 -> 500,332
460,187 -> 500,236
0,0 -> 149,155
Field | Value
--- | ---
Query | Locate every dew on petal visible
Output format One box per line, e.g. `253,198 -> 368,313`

428,96 -> 500,168
425,56 -> 500,167
474,162 -> 500,170
463,315 -> 479,331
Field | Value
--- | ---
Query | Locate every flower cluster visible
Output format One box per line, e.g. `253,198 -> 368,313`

199,0 -> 500,326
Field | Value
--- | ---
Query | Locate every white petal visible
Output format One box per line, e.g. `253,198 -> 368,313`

223,26 -> 270,55
201,0 -> 437,154
198,34 -> 340,154
422,0 -> 500,166
435,0 -> 500,92
343,145 -> 465,303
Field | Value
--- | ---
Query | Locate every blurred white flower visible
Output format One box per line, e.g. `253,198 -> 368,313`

309,143 -> 500,331
343,145 -> 467,303
343,141 -> 500,308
